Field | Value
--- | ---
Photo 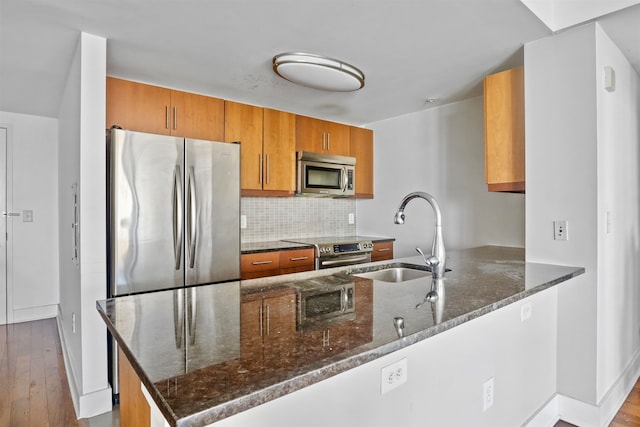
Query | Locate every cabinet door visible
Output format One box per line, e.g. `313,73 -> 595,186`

371,241 -> 393,262
484,66 -> 525,192
106,77 -> 171,134
296,115 -> 326,153
350,126 -> 374,198
225,101 -> 264,191
326,121 -> 350,156
279,248 -> 314,274
170,90 -> 224,141
263,109 -> 296,193
241,252 -> 280,279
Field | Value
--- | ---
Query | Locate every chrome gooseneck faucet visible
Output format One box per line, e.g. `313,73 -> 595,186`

394,191 -> 446,280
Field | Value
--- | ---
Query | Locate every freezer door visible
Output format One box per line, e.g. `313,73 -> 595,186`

109,129 -> 185,295
185,139 -> 240,285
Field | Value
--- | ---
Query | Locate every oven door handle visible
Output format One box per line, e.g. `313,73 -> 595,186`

320,254 -> 370,267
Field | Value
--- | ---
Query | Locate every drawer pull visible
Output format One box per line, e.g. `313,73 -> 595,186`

252,260 -> 273,265
289,257 -> 309,261
377,248 -> 391,252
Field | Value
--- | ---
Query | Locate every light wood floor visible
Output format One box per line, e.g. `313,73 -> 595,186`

0,318 -> 90,427
3,318 -> 640,427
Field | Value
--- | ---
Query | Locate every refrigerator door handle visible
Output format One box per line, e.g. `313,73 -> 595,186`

174,290 -> 184,349
173,165 -> 183,270
187,287 -> 196,346
187,166 -> 197,269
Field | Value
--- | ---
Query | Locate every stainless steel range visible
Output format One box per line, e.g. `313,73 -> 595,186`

283,236 -> 373,269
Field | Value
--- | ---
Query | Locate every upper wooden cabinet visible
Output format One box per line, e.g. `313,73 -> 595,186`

106,77 -> 224,141
483,67 -> 525,193
225,101 -> 296,196
350,126 -> 374,198
296,115 -> 350,156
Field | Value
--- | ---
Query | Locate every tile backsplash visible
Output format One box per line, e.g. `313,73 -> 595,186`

241,197 -> 356,242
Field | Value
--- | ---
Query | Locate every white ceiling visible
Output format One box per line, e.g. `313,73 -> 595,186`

1,0 -> 639,126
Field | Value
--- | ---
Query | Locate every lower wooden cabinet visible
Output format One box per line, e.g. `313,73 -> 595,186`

118,348 -> 150,427
371,241 -> 394,262
241,248 -> 315,280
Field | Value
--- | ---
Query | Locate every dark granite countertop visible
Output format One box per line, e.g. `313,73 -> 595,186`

96,246 -> 584,427
240,240 -> 313,254
240,235 -> 395,254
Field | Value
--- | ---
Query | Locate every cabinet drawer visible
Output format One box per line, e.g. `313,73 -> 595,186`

241,252 -> 280,276
279,249 -> 314,270
371,242 -> 394,261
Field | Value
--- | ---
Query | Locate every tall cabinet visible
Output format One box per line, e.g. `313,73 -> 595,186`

350,126 -> 374,199
224,101 -> 296,196
483,67 -> 525,193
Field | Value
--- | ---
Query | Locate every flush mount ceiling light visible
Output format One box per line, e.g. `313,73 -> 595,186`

272,52 -> 365,92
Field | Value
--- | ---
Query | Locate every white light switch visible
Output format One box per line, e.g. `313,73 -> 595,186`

22,210 -> 33,222
348,213 -> 355,225
240,215 -> 247,229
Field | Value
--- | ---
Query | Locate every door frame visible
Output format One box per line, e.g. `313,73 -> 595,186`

0,124 -> 14,325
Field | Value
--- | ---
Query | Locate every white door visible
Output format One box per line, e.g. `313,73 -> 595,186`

0,127 -> 7,325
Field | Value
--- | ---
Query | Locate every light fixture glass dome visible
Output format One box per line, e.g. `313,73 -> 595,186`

273,52 -> 365,92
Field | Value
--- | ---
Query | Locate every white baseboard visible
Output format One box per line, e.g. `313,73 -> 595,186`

56,313 -> 113,419
526,349 -> 640,427
525,395 -> 559,427
12,304 -> 58,323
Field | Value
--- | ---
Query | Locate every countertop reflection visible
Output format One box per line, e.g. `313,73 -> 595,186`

97,246 -> 584,427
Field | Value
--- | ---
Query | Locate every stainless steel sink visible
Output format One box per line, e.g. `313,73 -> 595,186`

354,266 -> 431,282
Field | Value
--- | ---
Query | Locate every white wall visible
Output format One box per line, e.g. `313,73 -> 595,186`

57,32 -> 111,418
0,112 -> 59,322
594,24 -> 640,403
525,21 -> 640,423
213,288 -> 558,427
525,22 -> 599,406
357,97 -> 525,258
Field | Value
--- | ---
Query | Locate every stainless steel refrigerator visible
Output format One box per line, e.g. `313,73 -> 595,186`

106,128 -> 240,400
107,128 -> 240,296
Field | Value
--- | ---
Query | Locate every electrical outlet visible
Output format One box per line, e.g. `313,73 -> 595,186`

348,213 -> 355,225
483,377 -> 494,411
520,302 -> 532,322
240,215 -> 247,229
381,358 -> 407,394
554,220 -> 568,241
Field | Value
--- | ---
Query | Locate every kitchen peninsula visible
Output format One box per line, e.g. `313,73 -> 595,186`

97,246 -> 584,427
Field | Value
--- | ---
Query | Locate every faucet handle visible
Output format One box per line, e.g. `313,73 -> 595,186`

425,256 -> 439,267
416,247 -> 439,267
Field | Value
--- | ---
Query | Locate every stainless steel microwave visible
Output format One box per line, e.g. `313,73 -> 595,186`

296,151 -> 355,197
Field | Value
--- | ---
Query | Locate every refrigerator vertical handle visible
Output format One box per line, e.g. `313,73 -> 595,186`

173,165 -> 183,270
173,290 -> 184,349
187,166 -> 197,269
187,287 -> 196,346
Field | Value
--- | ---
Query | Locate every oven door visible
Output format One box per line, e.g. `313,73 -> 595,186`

318,253 -> 371,270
